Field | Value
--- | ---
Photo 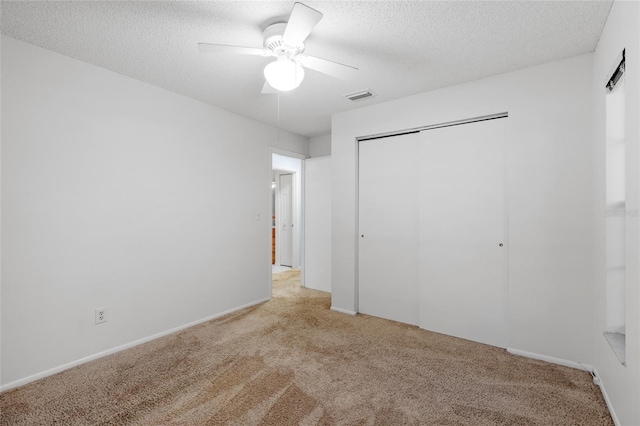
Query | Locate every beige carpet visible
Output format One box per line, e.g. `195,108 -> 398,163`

1,270 -> 612,425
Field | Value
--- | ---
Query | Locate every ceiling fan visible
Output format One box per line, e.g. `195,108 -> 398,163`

198,2 -> 358,93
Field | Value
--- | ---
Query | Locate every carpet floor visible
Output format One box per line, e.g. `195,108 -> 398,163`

1,270 -> 612,425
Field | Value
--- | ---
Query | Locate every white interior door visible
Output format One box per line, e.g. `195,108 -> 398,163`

279,173 -> 293,267
419,119 -> 506,347
358,133 -> 420,325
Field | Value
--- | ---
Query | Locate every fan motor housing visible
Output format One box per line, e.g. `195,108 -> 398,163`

263,23 -> 304,56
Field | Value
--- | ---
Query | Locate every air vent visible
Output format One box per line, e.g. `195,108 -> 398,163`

345,90 -> 375,102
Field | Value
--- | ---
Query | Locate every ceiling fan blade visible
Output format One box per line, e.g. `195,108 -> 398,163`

198,43 -> 269,56
282,3 -> 323,47
261,80 -> 278,94
297,54 -> 358,80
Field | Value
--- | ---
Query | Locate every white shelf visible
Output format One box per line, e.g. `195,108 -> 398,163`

603,331 -> 626,366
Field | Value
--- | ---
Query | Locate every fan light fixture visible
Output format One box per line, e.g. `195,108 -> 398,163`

264,58 -> 305,91
199,3 -> 359,95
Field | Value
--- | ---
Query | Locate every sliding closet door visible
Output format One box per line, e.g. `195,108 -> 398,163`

359,133 -> 420,325
419,119 -> 506,347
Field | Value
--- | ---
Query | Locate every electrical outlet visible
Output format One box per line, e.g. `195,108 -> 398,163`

95,307 -> 107,324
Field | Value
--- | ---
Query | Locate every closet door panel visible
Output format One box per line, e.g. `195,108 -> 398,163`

358,133 -> 420,325
419,119 -> 507,347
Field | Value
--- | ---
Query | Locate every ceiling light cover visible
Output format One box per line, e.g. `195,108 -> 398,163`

264,59 -> 305,91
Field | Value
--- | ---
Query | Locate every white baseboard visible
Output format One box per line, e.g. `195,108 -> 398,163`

330,306 -> 357,315
592,367 -> 621,426
0,297 -> 270,393
507,348 -> 619,424
507,348 -> 594,372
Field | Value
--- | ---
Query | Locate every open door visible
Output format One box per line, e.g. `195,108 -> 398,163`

279,173 -> 294,267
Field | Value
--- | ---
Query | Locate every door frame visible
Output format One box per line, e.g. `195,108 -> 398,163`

270,148 -> 307,294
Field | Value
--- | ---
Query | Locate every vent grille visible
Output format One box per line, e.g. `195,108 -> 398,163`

345,90 -> 375,102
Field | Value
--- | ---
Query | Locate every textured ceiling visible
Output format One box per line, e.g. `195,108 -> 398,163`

1,1 -> 612,138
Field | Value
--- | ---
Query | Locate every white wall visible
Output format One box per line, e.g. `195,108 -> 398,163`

593,2 -> 640,424
332,54 -> 594,365
0,36 -> 309,388
304,157 -> 331,293
310,134 -> 331,158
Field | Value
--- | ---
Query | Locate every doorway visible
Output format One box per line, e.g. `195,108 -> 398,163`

272,153 -> 303,278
